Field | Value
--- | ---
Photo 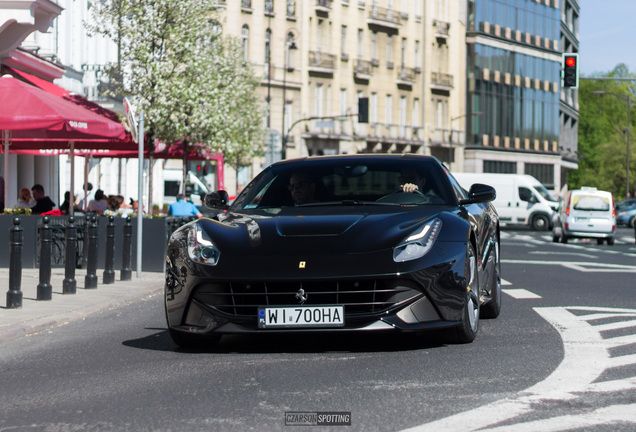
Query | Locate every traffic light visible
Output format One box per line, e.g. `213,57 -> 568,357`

562,53 -> 579,88
358,97 -> 369,123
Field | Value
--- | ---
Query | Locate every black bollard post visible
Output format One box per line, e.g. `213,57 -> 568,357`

103,216 -> 116,284
63,216 -> 77,294
7,218 -> 23,309
37,216 -> 53,301
84,215 -> 99,289
121,216 -> 133,281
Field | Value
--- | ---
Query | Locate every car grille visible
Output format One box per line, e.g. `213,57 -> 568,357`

193,279 -> 423,319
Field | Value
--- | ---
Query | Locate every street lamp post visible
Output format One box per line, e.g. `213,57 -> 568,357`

592,91 -> 633,199
281,38 -> 297,160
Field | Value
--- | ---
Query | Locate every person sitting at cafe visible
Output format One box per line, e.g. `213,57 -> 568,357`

169,194 -> 202,218
31,184 -> 56,214
88,189 -> 108,215
16,187 -> 36,208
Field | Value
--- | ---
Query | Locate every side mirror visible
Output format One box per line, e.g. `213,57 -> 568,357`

204,190 -> 230,210
460,183 -> 496,205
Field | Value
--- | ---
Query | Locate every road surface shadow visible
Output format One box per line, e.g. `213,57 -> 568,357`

123,327 -> 448,354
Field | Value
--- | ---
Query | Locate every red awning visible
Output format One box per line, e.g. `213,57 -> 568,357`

7,67 -> 70,98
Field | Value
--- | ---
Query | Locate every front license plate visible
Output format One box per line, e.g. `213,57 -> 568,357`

258,305 -> 345,329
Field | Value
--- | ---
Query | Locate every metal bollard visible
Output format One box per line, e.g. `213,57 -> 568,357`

7,218 -> 23,309
121,216 -> 133,281
63,216 -> 77,294
37,216 -> 52,301
84,215 -> 99,289
103,216 -> 116,284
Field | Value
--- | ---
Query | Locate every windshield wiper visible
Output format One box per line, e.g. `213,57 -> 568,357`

297,200 -> 400,207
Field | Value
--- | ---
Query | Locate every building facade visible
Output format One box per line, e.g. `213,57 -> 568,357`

464,0 -> 578,193
223,0 -> 468,175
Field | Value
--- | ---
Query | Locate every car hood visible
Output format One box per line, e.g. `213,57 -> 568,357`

199,206 -> 460,256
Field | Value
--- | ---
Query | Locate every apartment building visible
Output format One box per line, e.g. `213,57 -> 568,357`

464,0 -> 579,193
223,0 -> 467,172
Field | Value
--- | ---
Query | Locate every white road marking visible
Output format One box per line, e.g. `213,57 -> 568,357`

503,289 -> 542,299
528,250 -> 598,258
501,278 -> 513,286
503,259 -> 636,273
400,306 -> 636,432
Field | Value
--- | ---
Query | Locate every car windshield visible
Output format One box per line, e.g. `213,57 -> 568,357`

573,195 -> 611,211
230,158 -> 454,213
534,184 -> 558,202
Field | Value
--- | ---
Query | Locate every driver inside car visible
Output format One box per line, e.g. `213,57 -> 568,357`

399,167 -> 427,193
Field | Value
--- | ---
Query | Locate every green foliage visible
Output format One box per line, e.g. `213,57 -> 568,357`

86,0 -> 265,170
576,64 -> 636,198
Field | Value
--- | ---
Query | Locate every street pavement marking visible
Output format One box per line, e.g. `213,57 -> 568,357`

400,306 -> 636,432
503,289 -> 542,299
503,259 -> 636,273
501,278 -> 513,286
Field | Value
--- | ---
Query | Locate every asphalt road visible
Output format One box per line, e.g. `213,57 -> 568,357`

0,227 -> 634,431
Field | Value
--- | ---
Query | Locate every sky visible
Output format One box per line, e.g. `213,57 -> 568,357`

578,0 -> 636,75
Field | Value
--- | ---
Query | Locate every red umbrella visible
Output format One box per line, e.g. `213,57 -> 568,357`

0,75 -> 126,139
0,75 -> 130,212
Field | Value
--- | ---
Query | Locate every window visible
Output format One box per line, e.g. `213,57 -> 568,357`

340,89 -> 347,115
315,84 -> 324,117
241,25 -> 249,61
286,0 -> 295,17
385,94 -> 393,125
386,35 -> 393,65
414,40 -> 420,69
341,25 -> 347,56
483,160 -> 517,174
401,37 -> 406,66
371,32 -> 377,61
265,0 -> 274,14
265,29 -> 272,65
358,29 -> 364,58
399,96 -> 407,137
412,98 -> 419,127
370,92 -> 378,123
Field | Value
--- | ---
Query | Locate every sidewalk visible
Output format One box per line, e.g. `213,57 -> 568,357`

0,267 -> 165,344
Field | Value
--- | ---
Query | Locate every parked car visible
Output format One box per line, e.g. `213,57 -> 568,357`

552,187 -> 616,245
452,173 -> 558,231
616,203 -> 636,227
615,198 -> 636,212
164,154 -> 501,348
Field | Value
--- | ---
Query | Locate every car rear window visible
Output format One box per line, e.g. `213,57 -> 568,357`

572,195 -> 610,211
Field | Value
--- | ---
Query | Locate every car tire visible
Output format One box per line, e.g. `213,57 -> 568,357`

561,235 -> 569,244
447,244 -> 480,343
629,216 -> 636,228
597,238 -> 604,245
168,328 -> 221,349
552,233 -> 560,243
481,242 -> 501,319
532,214 -> 550,231
607,237 -> 615,245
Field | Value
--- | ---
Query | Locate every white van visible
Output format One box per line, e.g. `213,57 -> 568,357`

452,173 -> 559,230
552,187 -> 616,245
163,170 -> 210,205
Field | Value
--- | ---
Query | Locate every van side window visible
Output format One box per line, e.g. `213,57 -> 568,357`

519,187 -> 536,203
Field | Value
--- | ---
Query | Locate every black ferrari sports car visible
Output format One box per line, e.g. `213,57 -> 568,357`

165,154 -> 501,348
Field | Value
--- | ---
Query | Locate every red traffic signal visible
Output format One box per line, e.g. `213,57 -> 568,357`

562,53 -> 579,88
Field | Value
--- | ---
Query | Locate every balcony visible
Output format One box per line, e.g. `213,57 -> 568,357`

431,71 -> 453,91
315,0 -> 333,16
354,59 -> 373,81
367,6 -> 402,31
433,19 -> 450,40
397,66 -> 416,86
308,51 -> 337,76
241,0 -> 253,13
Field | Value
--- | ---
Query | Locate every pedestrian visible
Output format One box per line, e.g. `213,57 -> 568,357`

168,194 -> 202,218
31,184 -> 56,214
59,191 -> 77,215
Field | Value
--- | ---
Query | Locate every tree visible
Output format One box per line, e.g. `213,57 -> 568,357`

575,64 -> 636,199
87,0 -> 265,206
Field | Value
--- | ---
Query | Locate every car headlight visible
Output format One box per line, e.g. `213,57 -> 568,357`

187,223 -> 220,266
393,218 -> 442,262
